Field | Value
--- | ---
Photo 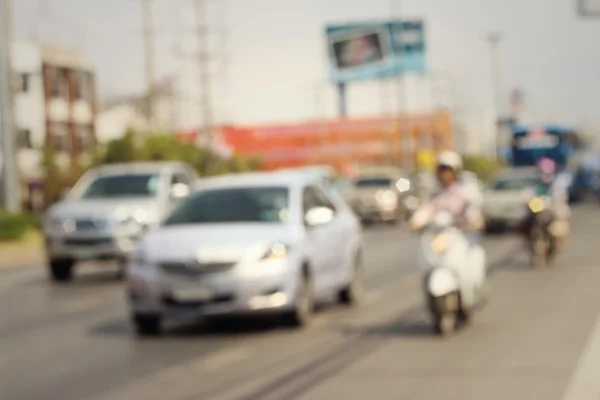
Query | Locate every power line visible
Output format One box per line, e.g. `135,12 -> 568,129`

141,0 -> 156,133
194,0 -> 216,174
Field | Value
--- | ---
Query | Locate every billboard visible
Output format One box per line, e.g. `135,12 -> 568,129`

579,0 -> 600,17
326,20 -> 426,83
218,112 -> 452,171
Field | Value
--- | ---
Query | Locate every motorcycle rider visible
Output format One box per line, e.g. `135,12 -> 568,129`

410,151 -> 484,233
521,157 -> 571,251
410,151 -> 487,310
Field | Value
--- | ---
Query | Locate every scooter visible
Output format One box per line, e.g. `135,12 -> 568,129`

526,196 -> 557,269
417,211 -> 487,336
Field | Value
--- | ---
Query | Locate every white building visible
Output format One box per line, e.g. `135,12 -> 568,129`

11,40 -> 97,208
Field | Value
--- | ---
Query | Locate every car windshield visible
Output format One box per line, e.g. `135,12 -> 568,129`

492,177 -> 539,191
355,178 -> 392,187
163,186 -> 289,226
80,174 -> 160,199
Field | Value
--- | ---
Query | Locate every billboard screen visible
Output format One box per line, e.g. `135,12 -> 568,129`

326,20 -> 426,83
331,30 -> 386,70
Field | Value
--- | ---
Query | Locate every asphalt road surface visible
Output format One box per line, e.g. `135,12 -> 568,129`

1,206 -> 600,400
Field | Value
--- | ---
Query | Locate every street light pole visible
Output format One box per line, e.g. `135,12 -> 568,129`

487,32 -> 504,159
0,0 -> 19,212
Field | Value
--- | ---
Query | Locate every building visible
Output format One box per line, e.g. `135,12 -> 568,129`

11,41 -> 97,209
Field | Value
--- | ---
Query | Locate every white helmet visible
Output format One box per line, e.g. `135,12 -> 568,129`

436,151 -> 462,171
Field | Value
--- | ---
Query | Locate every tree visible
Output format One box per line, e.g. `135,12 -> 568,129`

41,148 -> 63,207
461,154 -> 502,182
94,129 -> 139,165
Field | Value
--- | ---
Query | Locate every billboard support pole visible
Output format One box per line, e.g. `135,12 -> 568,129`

337,82 -> 347,118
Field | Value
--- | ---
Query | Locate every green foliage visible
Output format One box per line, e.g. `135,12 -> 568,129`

93,131 -> 261,177
0,211 -> 31,241
39,130 -> 262,207
461,154 -> 502,182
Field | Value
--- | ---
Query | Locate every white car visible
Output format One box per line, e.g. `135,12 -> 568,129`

127,171 -> 364,335
483,168 -> 539,231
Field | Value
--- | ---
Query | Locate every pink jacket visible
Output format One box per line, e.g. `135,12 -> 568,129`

412,183 -> 482,230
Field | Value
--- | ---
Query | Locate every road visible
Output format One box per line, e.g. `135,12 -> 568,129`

1,206 -> 600,399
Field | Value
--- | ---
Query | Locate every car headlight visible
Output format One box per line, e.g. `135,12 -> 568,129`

375,190 -> 397,205
261,243 -> 289,260
396,178 -> 411,192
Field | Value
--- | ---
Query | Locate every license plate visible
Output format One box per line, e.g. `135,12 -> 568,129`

173,284 -> 213,302
71,248 -> 98,259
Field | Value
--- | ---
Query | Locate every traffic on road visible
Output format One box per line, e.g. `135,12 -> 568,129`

2,155 -> 600,400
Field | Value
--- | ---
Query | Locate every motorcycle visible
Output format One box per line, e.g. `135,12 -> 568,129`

526,196 -> 557,269
417,211 -> 487,336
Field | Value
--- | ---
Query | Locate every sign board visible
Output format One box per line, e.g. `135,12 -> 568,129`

516,128 -> 559,149
579,0 -> 600,16
325,20 -> 427,83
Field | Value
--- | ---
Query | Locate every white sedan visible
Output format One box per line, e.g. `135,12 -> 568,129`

127,171 -> 364,335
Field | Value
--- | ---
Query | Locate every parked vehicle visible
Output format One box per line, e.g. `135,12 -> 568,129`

417,211 -> 487,335
127,171 -> 364,335
483,168 -> 538,232
43,162 -> 197,282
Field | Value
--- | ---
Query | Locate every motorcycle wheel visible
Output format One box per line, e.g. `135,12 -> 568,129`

434,313 -> 456,336
433,293 -> 459,336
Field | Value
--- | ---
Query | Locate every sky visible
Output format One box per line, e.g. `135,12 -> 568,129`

11,0 -> 600,127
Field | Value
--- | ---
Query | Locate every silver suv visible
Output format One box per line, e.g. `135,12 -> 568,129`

43,162 -> 197,282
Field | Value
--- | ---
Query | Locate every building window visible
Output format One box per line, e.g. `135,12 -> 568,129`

48,122 -> 70,152
74,71 -> 93,102
20,73 -> 30,93
75,124 -> 94,152
49,67 -> 67,99
18,129 -> 33,149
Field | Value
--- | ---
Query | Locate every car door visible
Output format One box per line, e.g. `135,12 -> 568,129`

302,185 -> 338,294
314,185 -> 353,285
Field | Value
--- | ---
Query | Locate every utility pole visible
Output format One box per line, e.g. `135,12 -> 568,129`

389,0 -> 412,169
487,32 -> 503,159
0,0 -> 19,212
141,0 -> 155,134
194,0 -> 216,174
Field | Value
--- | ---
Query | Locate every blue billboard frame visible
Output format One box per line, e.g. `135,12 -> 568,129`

325,20 -> 427,84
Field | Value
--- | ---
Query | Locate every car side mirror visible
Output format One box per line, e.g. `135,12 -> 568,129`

170,183 -> 190,200
304,207 -> 334,227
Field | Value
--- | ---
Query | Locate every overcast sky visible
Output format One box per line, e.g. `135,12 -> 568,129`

12,0 -> 600,126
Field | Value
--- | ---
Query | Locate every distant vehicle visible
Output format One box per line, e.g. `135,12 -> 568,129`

43,162 -> 197,282
127,171 -> 364,335
345,170 -> 412,224
509,125 -> 573,168
483,167 -> 538,232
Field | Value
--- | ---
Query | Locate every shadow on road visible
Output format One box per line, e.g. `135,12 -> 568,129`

87,302 -> 345,340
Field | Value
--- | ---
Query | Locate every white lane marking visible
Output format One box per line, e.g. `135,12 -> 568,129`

561,308 -> 600,400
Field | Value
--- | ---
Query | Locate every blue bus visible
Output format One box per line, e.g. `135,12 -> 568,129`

508,124 -> 599,202
509,124 -> 573,168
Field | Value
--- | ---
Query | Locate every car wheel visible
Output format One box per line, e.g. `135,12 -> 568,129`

133,314 -> 162,336
338,254 -> 364,306
49,259 -> 74,282
285,271 -> 314,328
